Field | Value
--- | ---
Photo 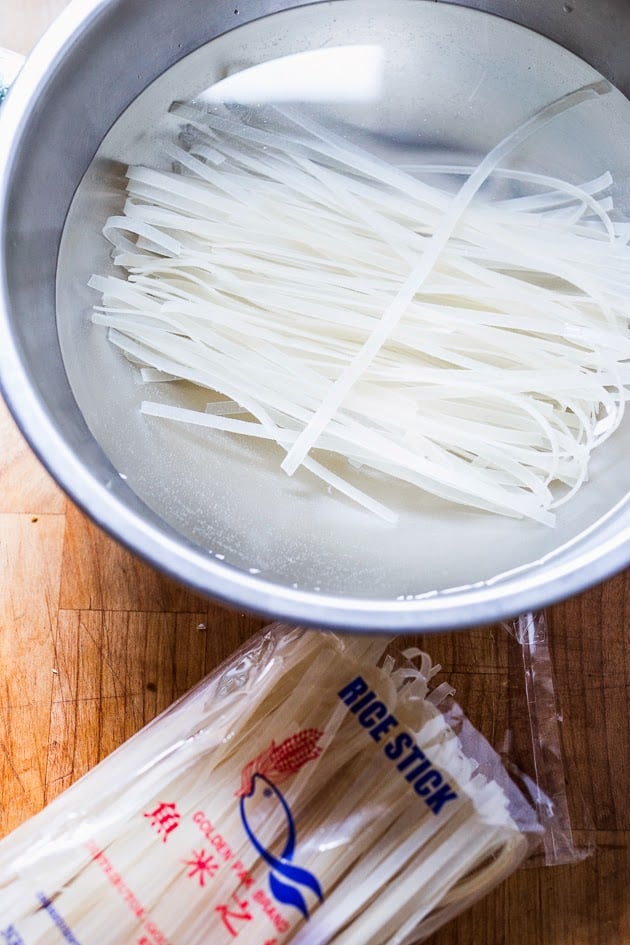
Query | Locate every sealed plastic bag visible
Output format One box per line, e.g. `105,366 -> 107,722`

0,625 -> 540,944
408,610 -> 589,870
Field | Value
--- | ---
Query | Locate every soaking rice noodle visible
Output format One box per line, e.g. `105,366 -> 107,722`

90,79 -> 630,525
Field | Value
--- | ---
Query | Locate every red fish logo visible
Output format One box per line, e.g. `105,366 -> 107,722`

237,729 -> 325,919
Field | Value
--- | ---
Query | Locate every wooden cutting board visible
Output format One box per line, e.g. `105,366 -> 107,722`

0,6 -> 628,943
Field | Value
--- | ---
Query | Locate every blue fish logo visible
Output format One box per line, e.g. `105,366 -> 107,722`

240,774 -> 323,918
238,732 -> 325,922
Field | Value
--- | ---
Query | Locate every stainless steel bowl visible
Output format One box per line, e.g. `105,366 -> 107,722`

1,0 -> 628,632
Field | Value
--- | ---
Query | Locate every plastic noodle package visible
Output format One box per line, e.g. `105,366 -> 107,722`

0,625 -> 543,944
500,611 -> 589,867
410,610 -> 589,871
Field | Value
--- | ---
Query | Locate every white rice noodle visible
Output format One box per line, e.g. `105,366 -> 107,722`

0,629 -> 536,944
90,78 -> 630,525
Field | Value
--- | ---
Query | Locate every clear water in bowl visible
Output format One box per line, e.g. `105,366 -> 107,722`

56,0 -> 630,599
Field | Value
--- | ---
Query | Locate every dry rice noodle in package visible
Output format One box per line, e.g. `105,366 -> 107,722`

0,624 -> 549,945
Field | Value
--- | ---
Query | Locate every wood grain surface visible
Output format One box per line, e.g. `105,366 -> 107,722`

0,5 -> 629,942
